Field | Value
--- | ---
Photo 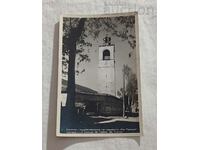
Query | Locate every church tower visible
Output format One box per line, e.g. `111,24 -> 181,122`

98,36 -> 116,96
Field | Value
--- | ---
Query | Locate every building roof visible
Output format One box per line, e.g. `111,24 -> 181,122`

62,79 -> 122,103
61,79 -> 98,94
76,91 -> 122,103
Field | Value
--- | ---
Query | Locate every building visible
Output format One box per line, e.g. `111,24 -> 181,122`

61,36 -> 124,116
98,36 -> 116,96
76,92 -> 122,116
61,79 -> 123,116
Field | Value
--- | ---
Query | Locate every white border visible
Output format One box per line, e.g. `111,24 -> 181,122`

56,12 -> 143,137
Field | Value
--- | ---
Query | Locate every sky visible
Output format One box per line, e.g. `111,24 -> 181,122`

62,17 -> 137,95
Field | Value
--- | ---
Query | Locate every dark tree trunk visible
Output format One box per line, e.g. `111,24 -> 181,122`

65,18 -> 86,112
61,18 -> 86,131
66,41 -> 76,110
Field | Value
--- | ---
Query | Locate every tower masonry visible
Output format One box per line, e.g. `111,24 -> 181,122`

98,36 -> 116,96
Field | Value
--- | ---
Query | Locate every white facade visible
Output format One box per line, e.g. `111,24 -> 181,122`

98,45 -> 116,96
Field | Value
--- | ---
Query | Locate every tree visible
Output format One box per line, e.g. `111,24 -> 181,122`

117,88 -> 124,98
126,73 -> 138,111
117,66 -> 138,114
62,16 -> 136,117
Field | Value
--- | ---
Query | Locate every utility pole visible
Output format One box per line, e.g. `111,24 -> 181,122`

122,65 -> 125,117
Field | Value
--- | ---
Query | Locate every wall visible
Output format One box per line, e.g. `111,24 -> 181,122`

98,45 -> 115,95
76,92 -> 123,115
43,0 -> 157,150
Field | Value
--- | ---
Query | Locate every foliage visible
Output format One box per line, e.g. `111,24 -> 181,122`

117,88 -> 124,98
62,16 -> 136,76
117,66 -> 138,107
61,15 -> 137,115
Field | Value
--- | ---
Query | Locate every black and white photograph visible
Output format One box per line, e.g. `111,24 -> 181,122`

56,12 -> 142,136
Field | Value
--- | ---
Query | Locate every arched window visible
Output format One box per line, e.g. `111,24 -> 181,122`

103,49 -> 110,60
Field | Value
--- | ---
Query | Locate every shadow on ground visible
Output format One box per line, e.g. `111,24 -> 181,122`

60,110 -> 140,133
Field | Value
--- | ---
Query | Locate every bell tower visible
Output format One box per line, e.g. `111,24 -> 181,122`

98,36 -> 116,96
